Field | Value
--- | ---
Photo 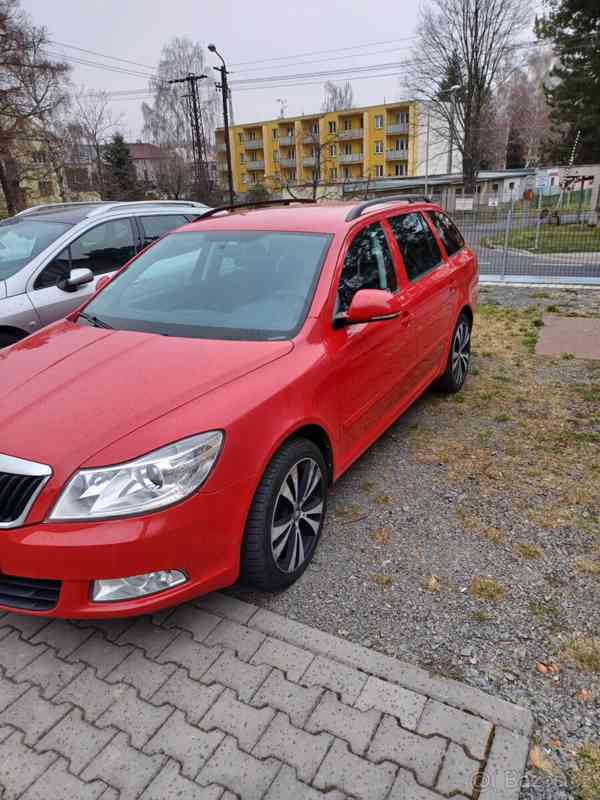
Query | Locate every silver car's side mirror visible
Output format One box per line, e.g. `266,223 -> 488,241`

59,268 -> 94,292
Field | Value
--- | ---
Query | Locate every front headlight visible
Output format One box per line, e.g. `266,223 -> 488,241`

50,431 -> 223,520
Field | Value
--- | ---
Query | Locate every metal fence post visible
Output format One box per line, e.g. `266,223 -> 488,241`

534,190 -> 543,250
500,200 -> 513,280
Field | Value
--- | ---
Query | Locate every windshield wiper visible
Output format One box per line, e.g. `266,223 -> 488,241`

78,311 -> 113,330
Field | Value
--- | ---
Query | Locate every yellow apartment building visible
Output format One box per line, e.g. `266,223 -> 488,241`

215,101 -> 419,196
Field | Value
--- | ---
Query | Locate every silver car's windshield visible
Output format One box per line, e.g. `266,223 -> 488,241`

0,218 -> 71,280
82,230 -> 332,341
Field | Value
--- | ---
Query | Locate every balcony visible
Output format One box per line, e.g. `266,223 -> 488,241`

302,132 -> 319,144
386,123 -> 409,134
339,128 -> 364,141
216,143 -> 226,152
217,161 -> 228,171
279,158 -> 296,168
278,135 -> 294,145
339,153 -> 363,164
244,139 -> 263,150
302,156 -> 316,167
246,160 -> 265,171
385,150 -> 408,161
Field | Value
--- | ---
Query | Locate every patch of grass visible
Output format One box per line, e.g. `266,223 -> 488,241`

374,494 -> 391,506
522,332 -> 539,352
574,384 -> 600,402
532,318 -> 545,328
546,305 -> 561,313
562,636 -> 600,674
470,577 -> 505,602
562,352 -> 575,360
360,480 -> 376,493
529,598 -> 560,621
472,610 -> 492,623
369,527 -> 392,545
481,225 -> 600,254
494,413 -> 512,422
514,542 -> 543,559
575,557 -> 600,575
573,743 -> 600,800
335,503 -> 362,519
370,573 -> 393,589
533,292 -> 552,299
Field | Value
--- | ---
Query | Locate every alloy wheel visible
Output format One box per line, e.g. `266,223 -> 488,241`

451,321 -> 471,387
271,457 -> 324,573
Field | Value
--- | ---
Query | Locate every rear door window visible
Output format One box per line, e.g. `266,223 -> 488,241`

337,222 -> 397,312
69,218 -> 136,276
427,211 -> 465,256
139,215 -> 189,246
387,212 -> 442,281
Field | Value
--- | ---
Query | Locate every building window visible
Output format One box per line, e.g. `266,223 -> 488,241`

330,143 -> 337,156
395,139 -> 406,151
343,166 -> 350,179
240,153 -> 245,163
375,141 -> 383,154
312,123 -> 319,135
328,121 -> 337,134
248,130 -> 256,141
343,118 -> 352,131
375,115 -> 383,129
375,165 -> 383,177
331,167 -> 338,180
273,150 -> 279,162
287,126 -> 294,137
32,151 -> 47,164
509,181 -> 515,189
272,129 -> 278,139
396,111 -> 408,124
394,164 -> 405,176
238,133 -> 243,144
289,147 -> 296,159
344,143 -> 352,155
38,180 -> 53,195
492,183 -> 499,191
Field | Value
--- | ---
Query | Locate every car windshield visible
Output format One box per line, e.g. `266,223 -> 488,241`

0,218 -> 71,280
81,230 -> 332,341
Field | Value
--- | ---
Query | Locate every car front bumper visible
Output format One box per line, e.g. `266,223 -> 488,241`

0,478 -> 255,618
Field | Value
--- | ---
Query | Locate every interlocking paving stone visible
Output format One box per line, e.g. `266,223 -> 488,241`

96,685 -> 172,748
204,618 -> 265,661
81,732 -> 165,800
140,759 -> 223,800
197,735 -> 280,800
418,699 -> 493,760
201,648 -> 271,702
0,593 -> 532,800
301,654 -> 368,704
201,687 -> 275,751
18,649 -> 84,699
436,741 -> 480,797
106,649 -> 176,699
252,668 -> 323,727
151,667 -> 224,725
35,707 -> 116,774
21,757 -> 107,800
313,738 -> 396,800
254,711 -> 332,782
306,690 -> 380,756
367,714 -> 447,785
0,730 -> 56,800
250,636 -> 314,682
355,675 -> 426,730
144,709 -> 224,778
0,686 -> 70,745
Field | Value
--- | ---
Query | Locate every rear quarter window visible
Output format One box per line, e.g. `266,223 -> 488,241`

427,211 -> 465,256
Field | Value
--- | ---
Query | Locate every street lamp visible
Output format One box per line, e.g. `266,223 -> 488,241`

446,84 -> 461,175
209,43 -> 235,205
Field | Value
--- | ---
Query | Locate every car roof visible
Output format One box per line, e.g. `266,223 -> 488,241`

181,198 -> 439,235
14,201 -> 209,226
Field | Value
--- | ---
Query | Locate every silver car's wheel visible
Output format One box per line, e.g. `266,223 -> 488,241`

451,320 -> 471,387
271,458 -> 324,573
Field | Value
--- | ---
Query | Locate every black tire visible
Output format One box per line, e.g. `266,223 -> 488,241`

240,437 -> 328,592
435,312 -> 472,394
0,332 -> 23,350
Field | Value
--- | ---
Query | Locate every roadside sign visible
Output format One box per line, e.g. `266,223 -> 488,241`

487,198 -> 499,207
535,170 -> 548,190
455,197 -> 474,211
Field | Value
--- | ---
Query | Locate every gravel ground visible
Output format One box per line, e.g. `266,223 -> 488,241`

233,286 -> 600,800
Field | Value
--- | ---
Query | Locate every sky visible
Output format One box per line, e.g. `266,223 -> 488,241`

21,0 -> 425,139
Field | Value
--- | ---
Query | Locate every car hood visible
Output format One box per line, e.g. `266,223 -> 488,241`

0,320 -> 293,476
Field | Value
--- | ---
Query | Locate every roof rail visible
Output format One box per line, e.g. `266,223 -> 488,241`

345,194 -> 432,222
87,200 -> 208,217
196,198 -> 316,220
16,201 -> 107,216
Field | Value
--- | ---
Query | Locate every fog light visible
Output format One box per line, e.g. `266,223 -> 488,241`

91,570 -> 186,602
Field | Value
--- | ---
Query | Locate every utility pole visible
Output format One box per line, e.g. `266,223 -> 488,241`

168,73 -> 210,200
424,108 -> 430,197
446,85 -> 461,175
208,43 -> 235,205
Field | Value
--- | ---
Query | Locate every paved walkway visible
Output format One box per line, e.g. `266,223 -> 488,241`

536,313 -> 600,359
0,593 -> 532,800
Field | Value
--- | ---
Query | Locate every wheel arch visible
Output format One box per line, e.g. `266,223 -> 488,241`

0,325 -> 28,343
459,304 -> 473,327
282,423 -> 334,485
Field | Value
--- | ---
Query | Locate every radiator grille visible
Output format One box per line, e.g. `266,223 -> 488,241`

0,574 -> 61,612
0,472 -> 45,524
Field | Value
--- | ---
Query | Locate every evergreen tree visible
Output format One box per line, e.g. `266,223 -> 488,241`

536,0 -> 600,163
102,132 -> 141,199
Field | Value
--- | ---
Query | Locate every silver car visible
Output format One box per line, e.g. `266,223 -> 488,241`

0,200 -> 209,347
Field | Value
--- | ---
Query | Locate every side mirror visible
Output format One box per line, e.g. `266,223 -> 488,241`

95,275 -> 112,292
340,289 -> 399,325
58,267 -> 94,292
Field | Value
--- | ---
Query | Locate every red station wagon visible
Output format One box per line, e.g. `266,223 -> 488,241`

0,196 -> 478,618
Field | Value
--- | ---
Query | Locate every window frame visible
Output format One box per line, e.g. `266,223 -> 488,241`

383,209 -> 445,285
425,210 -> 465,259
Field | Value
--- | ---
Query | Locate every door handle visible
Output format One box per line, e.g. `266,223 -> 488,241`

399,309 -> 411,327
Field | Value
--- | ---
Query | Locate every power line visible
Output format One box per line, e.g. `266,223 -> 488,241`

49,40 -> 157,71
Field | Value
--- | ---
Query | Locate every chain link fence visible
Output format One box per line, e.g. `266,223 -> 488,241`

436,192 -> 600,285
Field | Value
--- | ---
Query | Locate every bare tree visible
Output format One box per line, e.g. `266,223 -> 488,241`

71,89 -> 122,193
270,131 -> 343,201
0,0 -> 69,213
404,0 -> 531,192
321,81 -> 354,112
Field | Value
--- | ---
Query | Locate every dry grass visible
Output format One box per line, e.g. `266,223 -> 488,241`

370,573 -> 393,589
369,527 -> 393,545
407,302 -> 600,538
573,743 -> 600,800
514,543 -> 543,560
470,577 -> 506,602
575,557 -> 600,575
562,635 -> 600,674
